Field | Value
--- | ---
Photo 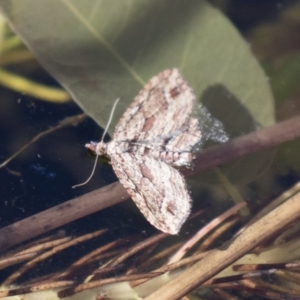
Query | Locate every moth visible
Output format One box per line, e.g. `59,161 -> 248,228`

86,69 -> 201,234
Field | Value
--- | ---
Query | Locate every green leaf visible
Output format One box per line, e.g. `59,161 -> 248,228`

0,0 -> 274,127
0,0 -> 275,184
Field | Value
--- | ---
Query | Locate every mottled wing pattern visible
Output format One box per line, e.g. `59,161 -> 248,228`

110,153 -> 191,234
113,69 -> 201,154
85,69 -> 201,234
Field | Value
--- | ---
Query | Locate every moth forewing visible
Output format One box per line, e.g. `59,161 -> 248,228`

87,69 -> 201,234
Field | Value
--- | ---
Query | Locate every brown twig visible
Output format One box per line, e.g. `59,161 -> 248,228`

233,261 -> 300,271
0,252 -> 39,269
58,272 -> 163,298
54,238 -> 132,280
108,233 -> 168,268
184,114 -> 300,176
197,217 -> 240,252
144,190 -> 300,300
1,115 -> 300,252
0,182 -> 127,252
2,229 -> 107,285
0,280 -> 75,298
168,202 -> 246,264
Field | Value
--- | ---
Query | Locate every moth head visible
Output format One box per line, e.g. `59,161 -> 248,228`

85,141 -> 107,156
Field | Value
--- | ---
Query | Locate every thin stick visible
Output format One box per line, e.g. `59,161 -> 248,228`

0,113 -> 87,169
1,116 -> 300,252
144,191 -> 300,300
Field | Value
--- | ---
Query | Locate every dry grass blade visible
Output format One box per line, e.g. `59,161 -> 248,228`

17,237 -> 72,255
144,191 -> 300,300
207,268 -> 278,285
108,233 -> 168,268
58,272 -> 163,298
131,242 -> 182,274
197,217 -> 240,252
168,202 -> 246,264
0,280 -> 75,298
56,237 -> 135,280
0,113 -> 86,169
0,237 -> 72,269
2,229 -> 107,285
233,261 -> 300,271
241,278 -> 300,296
0,252 -> 38,269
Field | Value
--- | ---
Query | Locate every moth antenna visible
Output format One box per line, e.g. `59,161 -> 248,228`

101,98 -> 120,143
72,155 -> 99,188
73,98 -> 120,189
